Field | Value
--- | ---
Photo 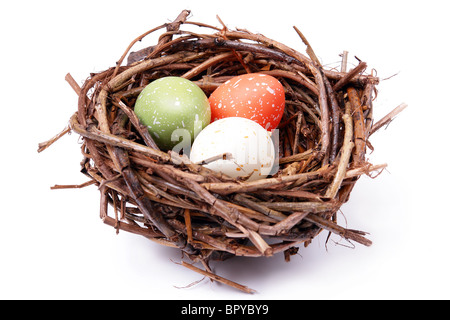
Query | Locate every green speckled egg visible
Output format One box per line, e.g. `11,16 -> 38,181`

134,77 -> 211,150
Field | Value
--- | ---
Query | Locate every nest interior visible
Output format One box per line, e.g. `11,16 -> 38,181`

51,10 -> 392,269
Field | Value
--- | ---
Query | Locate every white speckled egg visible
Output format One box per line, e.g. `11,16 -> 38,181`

189,117 -> 276,181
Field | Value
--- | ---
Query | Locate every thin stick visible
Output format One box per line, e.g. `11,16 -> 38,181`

217,15 -> 252,74
112,23 -> 168,77
62,12 -> 387,266
201,168 -> 328,195
193,152 -> 233,165
304,214 -> 372,247
268,211 -> 309,236
180,261 -> 256,294
248,229 -> 273,256
323,75 -> 340,163
325,111 -> 354,199
182,52 -> 235,80
36,72 -> 81,154
256,201 -> 336,213
234,194 -> 286,221
293,26 -> 321,67
279,149 -> 314,164
70,113 -> 171,162
310,66 -> 330,162
159,10 -> 191,46
347,87 -> 366,166
50,179 -> 97,190
345,163 -> 387,179
340,50 -> 349,73
333,61 -> 367,92
362,81 -> 375,138
65,73 -> 81,96
292,111 -> 303,155
370,103 -> 408,136
261,69 -> 319,95
37,126 -> 71,153
184,209 -> 193,244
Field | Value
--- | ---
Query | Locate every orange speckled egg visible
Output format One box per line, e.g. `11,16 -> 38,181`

208,73 -> 285,131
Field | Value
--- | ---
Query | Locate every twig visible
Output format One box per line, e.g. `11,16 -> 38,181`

347,87 -> 366,166
260,69 -> 319,95
201,168 -> 329,195
184,209 -> 193,244
369,103 -> 408,136
256,201 -> 336,213
266,211 -> 309,236
182,52 -> 235,79
340,50 -> 349,73
193,152 -> 233,165
234,194 -> 286,221
325,110 -> 354,199
217,15 -> 252,74
115,9 -> 192,74
307,66 -> 330,163
112,98 -> 160,150
37,126 -> 71,153
279,149 -> 315,164
333,61 -> 367,92
65,73 -> 81,96
179,261 -> 256,294
50,179 -> 97,190
248,229 -> 273,256
304,214 -> 372,247
345,163 -> 388,179
57,9 -> 390,268
292,111 -> 303,155
362,81 -> 375,138
37,73 -> 81,153
323,75 -> 340,163
293,26 -> 321,67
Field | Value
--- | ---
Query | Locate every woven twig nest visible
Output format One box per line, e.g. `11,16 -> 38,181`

40,10 -> 405,292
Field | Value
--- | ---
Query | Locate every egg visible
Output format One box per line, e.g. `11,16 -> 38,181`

189,117 -> 276,181
134,76 -> 211,150
208,73 -> 285,131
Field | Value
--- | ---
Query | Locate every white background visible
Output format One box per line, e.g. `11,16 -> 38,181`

1,0 -> 449,300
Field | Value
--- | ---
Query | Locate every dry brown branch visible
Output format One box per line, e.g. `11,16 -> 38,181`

370,103 -> 408,136
347,87 -> 367,166
37,126 -> 71,153
325,112 -> 354,199
333,62 -> 367,92
179,261 -> 256,294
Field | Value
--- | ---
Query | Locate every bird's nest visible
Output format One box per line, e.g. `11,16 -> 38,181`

38,10 -> 405,293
